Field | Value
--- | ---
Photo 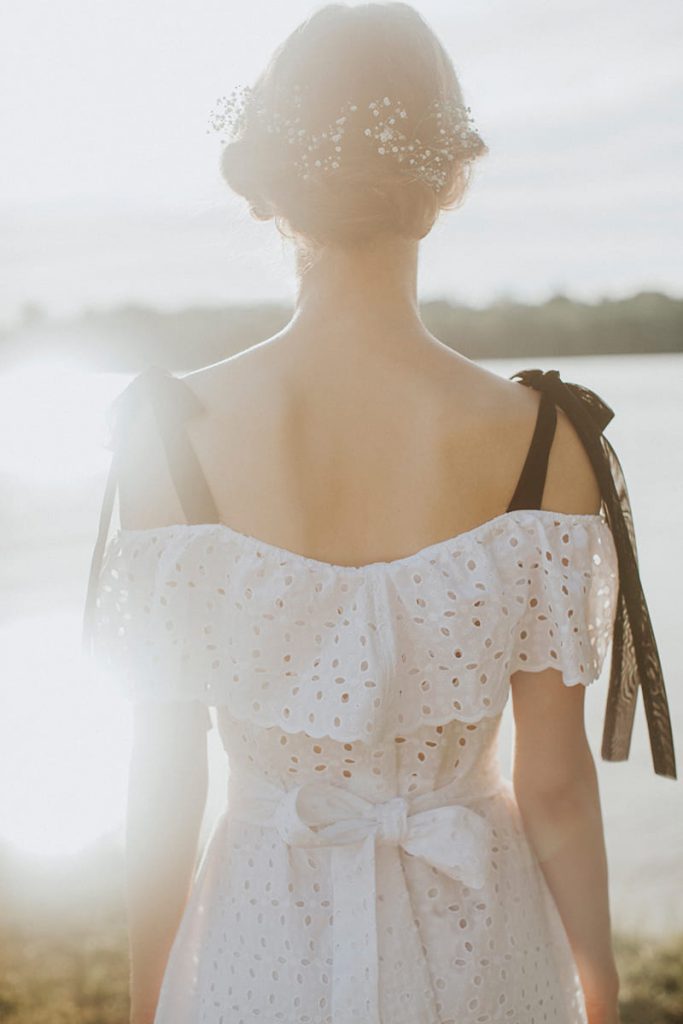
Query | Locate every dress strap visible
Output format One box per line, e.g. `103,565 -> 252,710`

509,367 -> 676,780
506,389 -> 557,511
82,365 -> 220,655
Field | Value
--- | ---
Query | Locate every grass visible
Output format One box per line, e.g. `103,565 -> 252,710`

0,922 -> 680,1022
614,932 -> 683,1024
0,921 -> 129,1024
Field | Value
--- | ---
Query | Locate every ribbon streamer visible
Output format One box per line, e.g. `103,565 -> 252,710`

510,368 -> 676,780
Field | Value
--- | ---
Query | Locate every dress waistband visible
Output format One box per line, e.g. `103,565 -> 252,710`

226,767 -> 506,1024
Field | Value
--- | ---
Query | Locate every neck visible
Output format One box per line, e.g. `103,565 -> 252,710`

284,234 -> 431,357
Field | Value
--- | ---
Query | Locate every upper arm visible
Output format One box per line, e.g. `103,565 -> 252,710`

510,403 -> 603,794
131,700 -> 211,760
541,404 -> 603,518
117,401 -> 187,530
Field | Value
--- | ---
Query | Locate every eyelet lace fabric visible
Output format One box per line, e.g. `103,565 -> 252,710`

91,508 -> 619,1024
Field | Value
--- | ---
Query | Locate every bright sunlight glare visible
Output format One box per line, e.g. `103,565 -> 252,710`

0,609 -> 132,858
0,361 -> 127,484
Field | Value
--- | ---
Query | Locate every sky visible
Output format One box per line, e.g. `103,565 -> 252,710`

2,0 -> 682,323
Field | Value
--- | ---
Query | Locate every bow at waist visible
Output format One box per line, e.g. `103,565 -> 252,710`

227,768 -> 505,1024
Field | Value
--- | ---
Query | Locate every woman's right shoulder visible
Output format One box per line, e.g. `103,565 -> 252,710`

498,364 -> 605,518
460,359 -> 604,518
544,398 -> 604,516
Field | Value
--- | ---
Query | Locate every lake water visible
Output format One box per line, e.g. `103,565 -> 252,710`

0,352 -> 681,936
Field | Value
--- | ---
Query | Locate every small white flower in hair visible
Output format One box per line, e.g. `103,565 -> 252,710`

207,82 -> 485,193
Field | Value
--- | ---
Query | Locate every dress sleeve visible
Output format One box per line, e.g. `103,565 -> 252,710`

88,529 -> 214,733
508,514 -> 619,687
82,368 -> 214,733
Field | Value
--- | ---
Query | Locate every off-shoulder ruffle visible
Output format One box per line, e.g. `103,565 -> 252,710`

89,510 -> 619,742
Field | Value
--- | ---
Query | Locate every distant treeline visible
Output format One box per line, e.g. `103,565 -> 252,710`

2,290 -> 681,372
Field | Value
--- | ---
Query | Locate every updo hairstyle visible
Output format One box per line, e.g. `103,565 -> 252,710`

219,2 -> 488,251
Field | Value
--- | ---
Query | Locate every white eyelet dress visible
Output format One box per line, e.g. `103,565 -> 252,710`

88,506 -> 620,1024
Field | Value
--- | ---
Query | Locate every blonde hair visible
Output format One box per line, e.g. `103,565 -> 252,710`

219,2 -> 488,251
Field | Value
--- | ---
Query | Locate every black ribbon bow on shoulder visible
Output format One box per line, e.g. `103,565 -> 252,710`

511,368 -> 676,780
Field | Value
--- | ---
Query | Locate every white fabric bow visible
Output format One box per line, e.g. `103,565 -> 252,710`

229,773 -> 500,1024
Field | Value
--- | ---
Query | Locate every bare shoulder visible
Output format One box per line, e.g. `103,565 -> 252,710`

181,338 -> 279,408
508,372 -> 602,517
116,347 -> 271,530
436,354 -> 603,517
115,341 -> 603,530
543,399 -> 603,516
116,393 -> 186,530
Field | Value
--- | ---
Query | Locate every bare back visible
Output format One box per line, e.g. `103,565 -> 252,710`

118,330 -> 602,565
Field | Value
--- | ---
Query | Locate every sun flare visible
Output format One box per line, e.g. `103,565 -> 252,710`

0,610 -> 132,859
0,361 -> 126,484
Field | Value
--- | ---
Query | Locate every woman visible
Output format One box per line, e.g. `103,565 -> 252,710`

83,4 -> 676,1023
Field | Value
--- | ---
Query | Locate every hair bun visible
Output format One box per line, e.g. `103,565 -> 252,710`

216,3 -> 488,248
